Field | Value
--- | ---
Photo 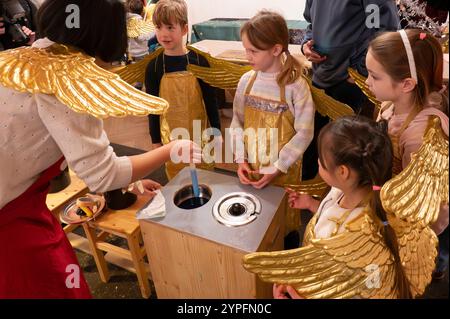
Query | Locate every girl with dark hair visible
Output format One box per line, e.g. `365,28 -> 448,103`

246,116 -> 439,299
0,0 -> 199,298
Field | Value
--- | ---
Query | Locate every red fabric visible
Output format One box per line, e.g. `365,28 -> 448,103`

0,158 -> 92,299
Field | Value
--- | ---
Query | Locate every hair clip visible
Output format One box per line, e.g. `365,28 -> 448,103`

419,33 -> 427,40
372,185 -> 381,191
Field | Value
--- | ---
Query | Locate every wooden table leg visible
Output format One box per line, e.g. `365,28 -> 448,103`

82,223 -> 110,283
127,231 -> 151,299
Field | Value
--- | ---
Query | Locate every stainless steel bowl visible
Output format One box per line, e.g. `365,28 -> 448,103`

173,184 -> 212,210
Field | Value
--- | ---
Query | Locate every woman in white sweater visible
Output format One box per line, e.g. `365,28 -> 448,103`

0,0 -> 198,298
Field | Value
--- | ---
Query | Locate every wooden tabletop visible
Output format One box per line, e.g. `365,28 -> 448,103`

191,39 -> 311,68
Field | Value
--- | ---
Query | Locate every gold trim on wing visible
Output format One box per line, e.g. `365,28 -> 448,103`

127,17 -> 155,39
381,116 -> 449,226
186,45 -> 252,90
115,47 -> 164,85
348,67 -> 381,110
0,44 -> 168,118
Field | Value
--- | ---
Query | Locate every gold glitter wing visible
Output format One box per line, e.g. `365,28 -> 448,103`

127,17 -> 155,39
381,116 -> 449,226
348,68 -> 381,111
115,47 -> 164,85
186,45 -> 253,89
0,44 -> 168,118
243,211 -> 398,299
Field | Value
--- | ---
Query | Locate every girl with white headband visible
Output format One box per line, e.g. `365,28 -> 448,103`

366,29 -> 449,281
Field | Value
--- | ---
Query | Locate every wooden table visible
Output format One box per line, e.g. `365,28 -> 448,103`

191,39 -> 311,67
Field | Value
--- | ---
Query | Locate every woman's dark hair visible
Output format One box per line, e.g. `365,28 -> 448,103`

37,0 -> 127,62
318,116 -> 412,299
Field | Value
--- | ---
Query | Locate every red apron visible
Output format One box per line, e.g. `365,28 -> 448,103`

0,158 -> 91,298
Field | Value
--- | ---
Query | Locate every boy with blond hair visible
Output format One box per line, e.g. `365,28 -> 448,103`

145,0 -> 220,179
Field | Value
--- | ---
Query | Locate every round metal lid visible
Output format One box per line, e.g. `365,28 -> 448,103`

212,192 -> 261,227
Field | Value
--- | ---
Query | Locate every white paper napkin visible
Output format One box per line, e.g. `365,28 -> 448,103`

136,190 -> 166,220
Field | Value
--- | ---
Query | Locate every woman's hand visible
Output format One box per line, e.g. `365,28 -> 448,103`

127,179 -> 161,198
273,284 -> 304,299
250,167 -> 281,189
302,40 -> 327,64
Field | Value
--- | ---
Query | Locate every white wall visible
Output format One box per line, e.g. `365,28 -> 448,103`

186,0 -> 307,35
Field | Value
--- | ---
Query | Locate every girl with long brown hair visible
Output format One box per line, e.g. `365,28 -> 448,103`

231,10 -> 315,190
367,29 -> 449,279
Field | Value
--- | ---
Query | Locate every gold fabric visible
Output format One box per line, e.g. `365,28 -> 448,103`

159,70 -> 213,179
243,72 -> 302,232
243,117 -> 447,298
0,44 -> 168,118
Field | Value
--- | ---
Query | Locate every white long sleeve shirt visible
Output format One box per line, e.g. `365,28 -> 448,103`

0,39 -> 133,209
230,70 -> 315,173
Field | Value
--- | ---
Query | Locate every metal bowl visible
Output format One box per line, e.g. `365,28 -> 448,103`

173,184 -> 212,210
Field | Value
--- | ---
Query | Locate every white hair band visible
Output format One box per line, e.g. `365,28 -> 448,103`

398,30 -> 418,82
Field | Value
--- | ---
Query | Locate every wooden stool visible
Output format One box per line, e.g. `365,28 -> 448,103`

82,195 -> 152,299
46,170 -> 88,235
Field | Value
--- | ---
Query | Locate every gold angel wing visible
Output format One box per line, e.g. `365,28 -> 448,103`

284,175 -> 329,200
186,45 -> 252,89
348,68 -> 381,111
243,211 -> 398,299
0,44 -> 168,118
388,215 -> 438,296
381,116 -> 449,226
127,17 -> 155,38
115,47 -> 164,85
302,75 -> 354,120
379,117 -> 445,295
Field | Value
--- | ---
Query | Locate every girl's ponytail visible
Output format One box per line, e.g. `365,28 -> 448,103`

277,51 -> 304,87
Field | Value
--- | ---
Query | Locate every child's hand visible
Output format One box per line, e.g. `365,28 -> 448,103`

302,40 -> 327,64
21,26 -> 35,45
250,167 -> 281,189
237,162 -> 253,185
273,284 -> 304,299
285,188 -> 313,210
0,18 -> 5,35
